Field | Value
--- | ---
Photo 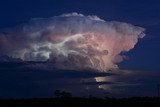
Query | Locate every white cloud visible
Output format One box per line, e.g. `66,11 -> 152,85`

0,12 -> 145,71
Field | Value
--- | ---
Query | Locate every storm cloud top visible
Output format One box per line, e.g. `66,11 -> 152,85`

0,12 -> 145,71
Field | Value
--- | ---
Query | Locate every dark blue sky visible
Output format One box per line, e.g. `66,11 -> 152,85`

0,0 -> 160,98
0,0 -> 159,71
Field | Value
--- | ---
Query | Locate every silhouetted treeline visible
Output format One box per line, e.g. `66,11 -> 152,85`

54,90 -> 72,98
0,97 -> 160,107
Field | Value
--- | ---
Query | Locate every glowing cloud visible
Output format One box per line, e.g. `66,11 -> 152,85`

0,12 -> 145,71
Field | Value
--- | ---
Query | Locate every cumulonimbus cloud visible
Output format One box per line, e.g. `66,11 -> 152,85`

0,12 -> 145,71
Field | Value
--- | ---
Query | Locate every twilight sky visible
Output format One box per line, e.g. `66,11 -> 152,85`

0,0 -> 160,98
0,0 -> 159,71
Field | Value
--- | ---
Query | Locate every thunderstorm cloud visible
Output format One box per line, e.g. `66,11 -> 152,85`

0,12 -> 145,71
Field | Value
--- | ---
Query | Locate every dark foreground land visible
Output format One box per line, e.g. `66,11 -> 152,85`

0,97 -> 160,107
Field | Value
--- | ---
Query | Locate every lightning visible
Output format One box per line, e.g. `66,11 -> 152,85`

0,13 -> 145,71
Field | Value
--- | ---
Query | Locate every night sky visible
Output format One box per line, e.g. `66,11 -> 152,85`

0,0 -> 160,98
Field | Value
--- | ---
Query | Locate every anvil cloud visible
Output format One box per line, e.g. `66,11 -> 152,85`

0,12 -> 145,71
